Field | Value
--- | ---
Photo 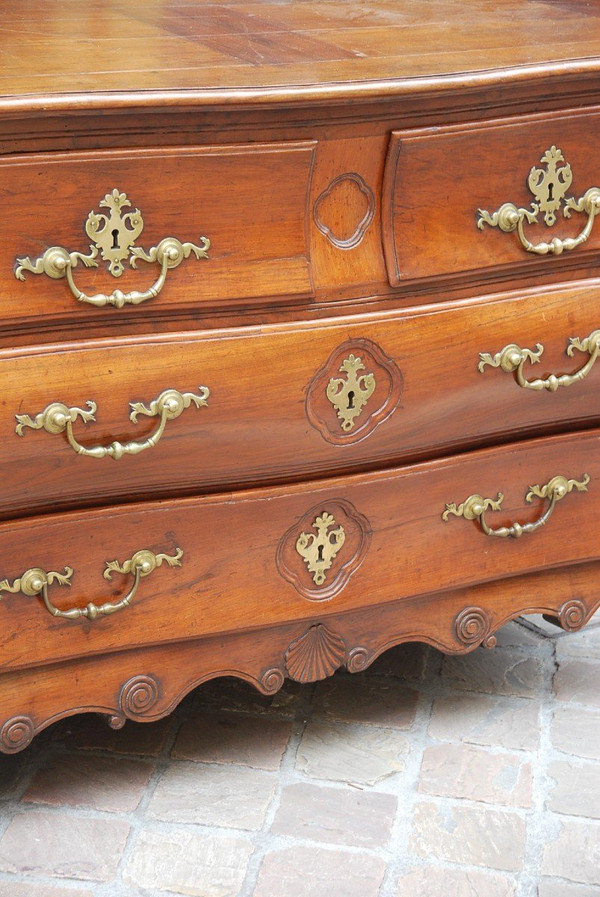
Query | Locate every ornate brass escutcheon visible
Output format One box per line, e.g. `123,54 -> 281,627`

442,474 -> 590,538
14,189 -> 210,307
477,146 -> 600,255
326,354 -> 376,432
478,330 -> 600,391
0,548 -> 183,621
296,512 -> 346,585
15,387 -> 209,460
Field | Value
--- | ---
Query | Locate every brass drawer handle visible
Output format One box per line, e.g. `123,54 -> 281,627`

479,330 -> 600,391
477,146 -> 600,256
14,189 -> 210,308
442,474 -> 590,538
0,548 -> 183,621
15,387 -> 209,460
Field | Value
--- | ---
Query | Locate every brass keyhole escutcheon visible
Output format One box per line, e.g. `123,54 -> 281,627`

326,354 -> 375,432
296,512 -> 346,586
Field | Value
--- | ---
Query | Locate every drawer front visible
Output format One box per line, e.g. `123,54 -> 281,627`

4,283 -> 600,517
383,109 -> 600,287
1,142 -> 315,327
0,428 -> 598,672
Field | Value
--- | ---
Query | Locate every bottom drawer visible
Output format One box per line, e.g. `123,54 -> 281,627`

1,428 -> 600,676
2,427 -> 600,751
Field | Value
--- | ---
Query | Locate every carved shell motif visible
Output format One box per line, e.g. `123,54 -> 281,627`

285,624 -> 346,683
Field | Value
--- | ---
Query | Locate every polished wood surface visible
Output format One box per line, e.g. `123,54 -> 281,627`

2,284 -> 600,519
2,0 -> 600,751
0,427 -> 597,676
3,0 -> 600,107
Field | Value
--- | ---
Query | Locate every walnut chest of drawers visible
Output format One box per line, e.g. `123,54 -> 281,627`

1,0 -> 600,752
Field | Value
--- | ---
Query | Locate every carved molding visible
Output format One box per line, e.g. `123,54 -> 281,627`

260,668 -> 285,694
313,172 -> 375,250
120,674 -> 160,720
557,598 -> 588,631
285,624 -> 346,683
276,499 -> 372,601
0,715 -> 34,754
306,338 -> 403,445
455,606 -> 497,649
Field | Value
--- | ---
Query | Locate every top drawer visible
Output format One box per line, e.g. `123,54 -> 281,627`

1,142 -> 315,329
383,109 -> 600,288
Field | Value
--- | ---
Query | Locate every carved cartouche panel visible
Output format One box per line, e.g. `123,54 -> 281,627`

276,499 -> 371,601
306,338 -> 403,445
313,172 -> 375,250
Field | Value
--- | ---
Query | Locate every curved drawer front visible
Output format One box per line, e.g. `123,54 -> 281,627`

0,427 -> 598,672
1,142 -> 315,327
383,109 -> 600,288
5,283 -> 600,517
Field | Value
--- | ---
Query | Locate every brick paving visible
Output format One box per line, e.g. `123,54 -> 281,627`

0,615 -> 599,897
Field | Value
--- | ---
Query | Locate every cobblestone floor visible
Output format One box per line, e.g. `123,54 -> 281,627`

0,614 -> 598,897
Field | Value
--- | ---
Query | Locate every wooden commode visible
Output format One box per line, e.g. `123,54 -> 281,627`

1,0 -> 600,752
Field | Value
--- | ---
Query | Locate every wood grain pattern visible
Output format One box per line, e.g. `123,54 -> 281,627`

2,284 -> 600,519
0,427 -> 598,674
3,0 -> 600,751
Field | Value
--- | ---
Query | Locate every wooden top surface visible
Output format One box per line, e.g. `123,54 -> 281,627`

2,0 -> 600,113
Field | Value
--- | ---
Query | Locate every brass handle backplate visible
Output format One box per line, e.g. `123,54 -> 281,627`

14,189 -> 210,308
15,387 -> 209,460
0,548 -> 183,621
479,329 -> 600,391
442,475 -> 590,538
477,146 -> 600,256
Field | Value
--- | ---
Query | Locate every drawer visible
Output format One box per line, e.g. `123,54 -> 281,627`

1,142 -> 315,328
0,427 -> 598,673
383,108 -> 600,287
5,283 -> 600,518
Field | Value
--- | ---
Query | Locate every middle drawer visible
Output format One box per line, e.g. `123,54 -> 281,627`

4,281 -> 600,518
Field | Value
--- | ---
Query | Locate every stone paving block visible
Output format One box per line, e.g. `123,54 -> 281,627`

409,801 -> 526,872
547,759 -> 600,818
312,677 -> 419,729
271,782 -> 397,847
190,676 -> 303,717
493,622 -> 542,650
395,864 -> 516,896
0,885 -> 95,897
538,879 -> 600,897
22,752 -> 154,812
418,743 -> 532,807
0,811 -> 129,881
441,649 -> 544,698
171,711 -> 293,770
428,693 -> 540,751
550,706 -> 600,760
148,762 -> 277,830
363,643 -> 430,679
556,625 -> 600,661
51,714 -> 170,756
296,721 -> 409,785
253,846 -> 386,897
553,660 -> 600,708
541,817 -> 600,885
123,827 -> 253,897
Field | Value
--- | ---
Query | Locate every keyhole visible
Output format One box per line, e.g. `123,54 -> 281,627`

547,181 -> 554,202
317,544 -> 324,562
111,229 -> 120,250
347,390 -> 355,410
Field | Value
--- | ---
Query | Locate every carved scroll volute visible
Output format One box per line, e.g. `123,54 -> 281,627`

306,339 -> 403,445
276,499 -> 371,601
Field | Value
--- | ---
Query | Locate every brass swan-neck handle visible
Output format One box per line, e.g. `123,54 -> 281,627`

442,475 -> 590,539
0,548 -> 183,621
478,330 -> 600,392
477,146 -> 600,256
14,189 -> 210,308
15,387 -> 209,460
